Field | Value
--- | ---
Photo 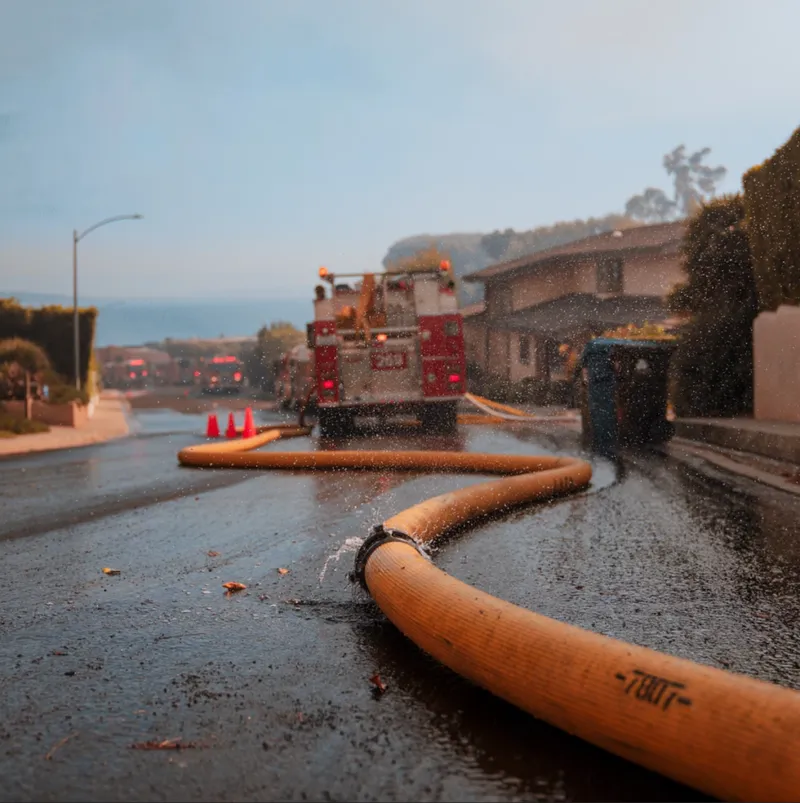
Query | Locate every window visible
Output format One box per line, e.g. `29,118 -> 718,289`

519,335 -> 531,365
488,283 -> 512,318
597,256 -> 623,294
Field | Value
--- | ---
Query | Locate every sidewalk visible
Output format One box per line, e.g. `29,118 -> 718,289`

0,391 -> 131,458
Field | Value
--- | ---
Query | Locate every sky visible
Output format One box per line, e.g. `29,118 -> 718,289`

1,0 -> 799,300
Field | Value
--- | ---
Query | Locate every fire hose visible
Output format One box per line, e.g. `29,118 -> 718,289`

178,423 -> 800,802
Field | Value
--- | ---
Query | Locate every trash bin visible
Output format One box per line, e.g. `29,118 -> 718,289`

578,338 -> 675,456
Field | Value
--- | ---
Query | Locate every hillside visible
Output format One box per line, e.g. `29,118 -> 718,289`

383,214 -> 642,303
382,233 -> 489,303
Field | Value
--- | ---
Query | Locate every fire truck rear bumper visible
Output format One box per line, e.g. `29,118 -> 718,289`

318,397 -> 463,415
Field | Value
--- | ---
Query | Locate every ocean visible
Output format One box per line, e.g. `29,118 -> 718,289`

3,292 -> 312,346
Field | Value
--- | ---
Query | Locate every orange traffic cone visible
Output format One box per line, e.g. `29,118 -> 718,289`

225,412 -> 237,438
206,413 -> 220,438
242,407 -> 256,439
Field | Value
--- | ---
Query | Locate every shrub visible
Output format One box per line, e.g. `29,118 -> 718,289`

0,298 -> 97,386
743,126 -> 800,311
46,384 -> 89,406
0,408 -> 49,435
0,338 -> 51,400
668,195 -> 758,417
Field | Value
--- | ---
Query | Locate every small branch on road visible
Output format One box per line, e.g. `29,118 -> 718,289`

45,731 -> 78,760
153,632 -> 206,643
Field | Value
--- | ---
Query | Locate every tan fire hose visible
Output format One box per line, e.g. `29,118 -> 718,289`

178,423 -> 800,802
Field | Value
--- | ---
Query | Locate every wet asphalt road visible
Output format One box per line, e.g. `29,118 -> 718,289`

1,407 -> 800,803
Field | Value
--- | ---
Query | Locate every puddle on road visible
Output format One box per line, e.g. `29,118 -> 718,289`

318,535 -> 365,584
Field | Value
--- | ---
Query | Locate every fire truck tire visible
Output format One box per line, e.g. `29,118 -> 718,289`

419,401 -> 458,433
317,408 -> 354,438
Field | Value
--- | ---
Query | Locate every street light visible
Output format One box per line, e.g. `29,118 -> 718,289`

72,214 -> 143,390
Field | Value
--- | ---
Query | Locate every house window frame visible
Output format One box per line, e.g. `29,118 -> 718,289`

488,282 -> 512,318
519,334 -> 531,365
596,256 -> 624,295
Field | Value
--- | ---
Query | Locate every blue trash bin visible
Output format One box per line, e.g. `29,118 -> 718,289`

578,338 -> 675,456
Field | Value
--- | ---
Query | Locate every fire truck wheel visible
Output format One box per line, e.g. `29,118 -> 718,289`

317,409 -> 354,438
419,402 -> 458,434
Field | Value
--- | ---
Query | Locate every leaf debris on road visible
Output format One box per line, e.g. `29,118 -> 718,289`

222,582 -> 247,596
130,738 -> 200,750
207,550 -> 220,557
369,673 -> 388,694
102,567 -> 121,576
277,567 -> 289,575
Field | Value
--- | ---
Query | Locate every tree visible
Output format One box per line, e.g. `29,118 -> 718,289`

626,145 -> 727,223
479,214 -> 639,264
482,228 -> 516,261
668,195 -> 758,417
0,338 -> 51,416
624,187 -> 677,223
243,322 -> 304,394
385,245 -> 452,274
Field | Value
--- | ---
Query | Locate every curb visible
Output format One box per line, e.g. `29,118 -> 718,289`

0,398 -> 132,460
663,437 -> 800,497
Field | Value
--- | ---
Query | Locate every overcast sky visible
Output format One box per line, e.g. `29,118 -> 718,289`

1,0 -> 799,299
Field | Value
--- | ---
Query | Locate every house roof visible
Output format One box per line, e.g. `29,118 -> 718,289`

492,293 -> 669,338
463,221 -> 687,284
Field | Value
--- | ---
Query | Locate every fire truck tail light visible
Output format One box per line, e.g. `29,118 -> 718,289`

194,371 -> 201,377
322,379 -> 335,390
448,373 -> 462,383
233,372 -> 242,382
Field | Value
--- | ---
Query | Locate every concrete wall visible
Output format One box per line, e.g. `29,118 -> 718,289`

754,305 -> 800,422
487,329 -> 511,380
509,332 -> 537,383
4,400 -> 90,428
623,251 -> 685,297
508,261 -> 596,312
463,316 -> 487,368
494,251 -> 684,318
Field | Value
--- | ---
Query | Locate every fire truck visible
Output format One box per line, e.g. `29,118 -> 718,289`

276,345 -> 314,410
199,355 -> 246,395
307,261 -> 467,435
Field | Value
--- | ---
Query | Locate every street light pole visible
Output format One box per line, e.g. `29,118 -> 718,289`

72,214 -> 143,390
73,229 -> 79,390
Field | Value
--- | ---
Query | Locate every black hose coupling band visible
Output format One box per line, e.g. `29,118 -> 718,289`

351,524 -> 430,591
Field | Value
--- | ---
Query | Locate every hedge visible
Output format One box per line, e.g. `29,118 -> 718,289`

0,298 -> 98,386
668,195 -> 758,417
743,126 -> 800,311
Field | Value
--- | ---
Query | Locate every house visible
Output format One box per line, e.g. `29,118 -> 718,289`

461,221 -> 687,396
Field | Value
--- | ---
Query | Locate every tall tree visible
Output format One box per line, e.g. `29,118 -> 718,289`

626,145 -> 727,223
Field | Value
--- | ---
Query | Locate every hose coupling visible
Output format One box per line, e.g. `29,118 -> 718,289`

351,524 -> 430,591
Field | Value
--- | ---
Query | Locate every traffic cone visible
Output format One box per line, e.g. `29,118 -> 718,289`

242,407 -> 256,439
225,412 -> 237,438
206,413 -> 220,438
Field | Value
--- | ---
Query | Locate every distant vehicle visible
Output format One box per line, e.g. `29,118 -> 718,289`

276,345 -> 314,411
199,355 -> 246,395
303,262 -> 467,435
